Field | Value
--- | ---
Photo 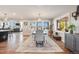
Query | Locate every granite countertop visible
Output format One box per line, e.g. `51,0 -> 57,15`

0,29 -> 22,32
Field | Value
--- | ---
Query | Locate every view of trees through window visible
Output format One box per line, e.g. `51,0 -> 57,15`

31,22 -> 49,27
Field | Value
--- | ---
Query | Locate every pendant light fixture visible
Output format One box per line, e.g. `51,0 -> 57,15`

38,13 -> 41,21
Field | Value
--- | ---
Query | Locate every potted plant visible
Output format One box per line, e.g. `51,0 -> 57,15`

68,24 -> 76,34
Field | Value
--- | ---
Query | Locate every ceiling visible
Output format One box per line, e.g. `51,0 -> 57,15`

0,5 -> 77,20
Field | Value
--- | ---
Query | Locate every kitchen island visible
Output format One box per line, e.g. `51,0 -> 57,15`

0,30 -> 12,42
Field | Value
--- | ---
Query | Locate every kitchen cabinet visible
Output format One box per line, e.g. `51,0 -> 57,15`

0,30 -> 9,42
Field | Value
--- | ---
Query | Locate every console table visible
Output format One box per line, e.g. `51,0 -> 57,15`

53,36 -> 61,41
65,33 -> 79,53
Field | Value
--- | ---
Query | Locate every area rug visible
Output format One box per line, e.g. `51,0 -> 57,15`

16,35 -> 64,53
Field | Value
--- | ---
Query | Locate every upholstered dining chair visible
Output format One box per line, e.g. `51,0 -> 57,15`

34,30 -> 45,47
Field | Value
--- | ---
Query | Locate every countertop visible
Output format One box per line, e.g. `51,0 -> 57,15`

0,29 -> 13,32
0,29 -> 22,32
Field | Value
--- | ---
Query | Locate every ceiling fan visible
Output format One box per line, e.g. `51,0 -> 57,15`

72,5 -> 79,20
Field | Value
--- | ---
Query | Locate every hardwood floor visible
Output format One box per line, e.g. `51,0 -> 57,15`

0,41 -> 16,54
50,36 -> 70,54
0,35 -> 70,54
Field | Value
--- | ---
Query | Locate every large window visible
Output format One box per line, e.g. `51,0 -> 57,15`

31,22 -> 37,27
44,22 -> 49,27
31,22 -> 49,27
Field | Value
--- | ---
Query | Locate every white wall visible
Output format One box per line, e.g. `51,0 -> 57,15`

53,13 -> 70,42
69,17 -> 79,33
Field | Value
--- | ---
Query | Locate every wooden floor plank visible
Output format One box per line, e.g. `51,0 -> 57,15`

0,35 -> 70,54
